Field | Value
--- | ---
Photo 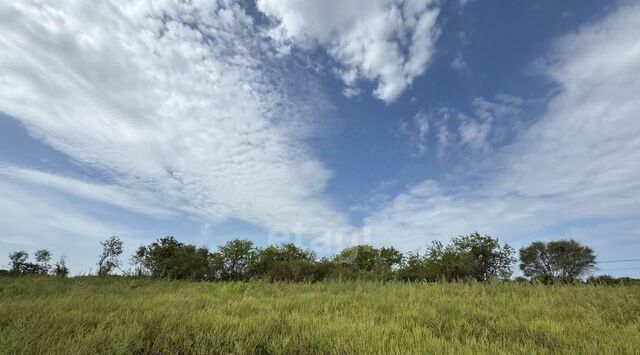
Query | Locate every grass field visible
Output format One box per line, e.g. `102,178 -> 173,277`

1,277 -> 639,354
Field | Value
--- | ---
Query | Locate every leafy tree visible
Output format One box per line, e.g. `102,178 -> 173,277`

7,249 -> 61,276
208,251 -> 225,281
35,249 -> 52,275
253,243 -> 316,282
519,240 -> 596,283
398,242 -> 456,282
444,232 -> 515,281
331,245 -> 405,280
133,236 -> 211,280
53,256 -> 70,278
215,239 -> 258,281
334,245 -> 380,271
377,247 -> 404,270
397,251 -> 433,281
97,236 -> 124,276
8,251 -> 29,274
310,257 -> 339,281
398,233 -> 515,282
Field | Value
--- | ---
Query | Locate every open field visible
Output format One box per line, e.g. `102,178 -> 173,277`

1,277 -> 639,354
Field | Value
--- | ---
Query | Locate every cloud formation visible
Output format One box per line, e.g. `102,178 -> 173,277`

400,110 -> 430,156
0,164 -> 171,217
257,0 -> 440,102
412,95 -> 525,159
0,1 -> 348,236
365,2 -> 640,250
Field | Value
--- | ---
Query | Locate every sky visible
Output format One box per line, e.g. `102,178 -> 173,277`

1,0 -> 639,276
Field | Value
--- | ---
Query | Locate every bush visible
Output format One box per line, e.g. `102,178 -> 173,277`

398,233 -> 515,282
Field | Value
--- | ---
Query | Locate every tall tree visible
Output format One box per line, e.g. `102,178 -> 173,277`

215,239 -> 257,281
34,249 -> 52,275
519,240 -> 596,283
97,236 -> 123,276
8,251 -> 29,274
53,256 -> 70,278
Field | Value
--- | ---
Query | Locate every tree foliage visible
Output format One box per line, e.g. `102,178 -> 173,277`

330,245 -> 404,280
519,239 -> 596,283
98,236 -> 124,276
397,233 -> 515,282
35,249 -> 52,274
214,239 -> 258,281
252,243 -> 316,282
8,251 -> 30,274
53,256 -> 70,278
133,236 -> 211,280
7,249 -> 67,277
4,233 -> 607,285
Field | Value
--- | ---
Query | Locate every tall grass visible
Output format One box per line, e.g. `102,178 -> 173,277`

1,277 -> 638,354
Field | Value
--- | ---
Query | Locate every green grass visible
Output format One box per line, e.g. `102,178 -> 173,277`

0,277 -> 639,354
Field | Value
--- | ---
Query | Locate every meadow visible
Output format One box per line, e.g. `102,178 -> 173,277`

0,277 -> 639,354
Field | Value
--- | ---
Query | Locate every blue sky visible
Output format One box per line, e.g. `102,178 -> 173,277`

1,0 -> 639,276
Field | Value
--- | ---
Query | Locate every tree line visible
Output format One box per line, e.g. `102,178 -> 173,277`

2,232 -> 632,284
4,249 -> 69,278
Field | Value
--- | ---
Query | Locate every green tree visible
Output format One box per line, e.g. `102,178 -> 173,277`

334,245 -> 380,271
253,243 -> 316,282
8,251 -> 29,274
331,245 -> 405,281
133,236 -> 211,280
34,249 -> 52,275
378,247 -> 404,270
215,239 -> 257,281
53,256 -> 70,278
445,232 -> 515,281
398,233 -> 515,282
397,251 -> 433,281
97,236 -> 123,276
519,239 -> 596,283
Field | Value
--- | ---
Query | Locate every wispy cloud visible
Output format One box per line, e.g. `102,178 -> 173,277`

412,95 -> 525,160
0,164 -> 171,217
257,0 -> 441,102
0,1 -> 349,237
400,110 -> 431,156
451,52 -> 468,73
365,2 -> 640,250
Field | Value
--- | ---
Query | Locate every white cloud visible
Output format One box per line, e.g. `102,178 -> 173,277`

451,53 -> 467,72
458,116 -> 491,150
342,87 -> 361,98
471,96 -> 522,121
0,180 -> 113,245
257,0 -> 440,103
432,108 -> 455,159
425,96 -> 525,159
0,164 -> 171,217
364,2 -> 640,250
0,1 -> 349,237
400,110 -> 430,156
